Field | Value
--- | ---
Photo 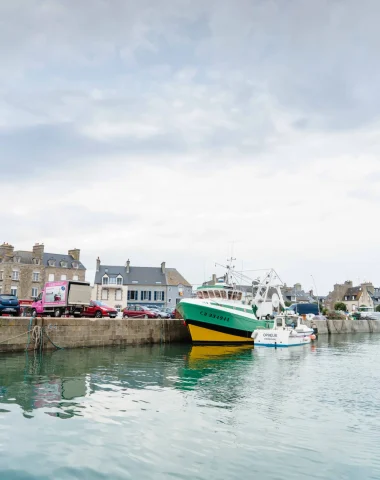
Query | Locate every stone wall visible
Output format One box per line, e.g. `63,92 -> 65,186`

305,318 -> 380,334
0,317 -> 191,352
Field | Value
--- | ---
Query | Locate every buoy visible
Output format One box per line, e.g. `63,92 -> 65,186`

310,334 -> 316,341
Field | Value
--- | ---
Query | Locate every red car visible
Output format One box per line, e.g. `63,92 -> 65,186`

122,305 -> 158,319
83,301 -> 117,318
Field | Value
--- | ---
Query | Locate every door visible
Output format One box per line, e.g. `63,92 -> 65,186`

86,301 -> 97,317
35,292 -> 44,314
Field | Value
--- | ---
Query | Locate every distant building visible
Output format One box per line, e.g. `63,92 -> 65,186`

0,242 -> 86,299
325,280 -> 377,312
281,283 -> 316,304
93,258 -> 192,312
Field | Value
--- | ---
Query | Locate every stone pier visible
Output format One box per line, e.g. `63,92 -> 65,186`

0,317 -> 191,353
1,317 -> 379,353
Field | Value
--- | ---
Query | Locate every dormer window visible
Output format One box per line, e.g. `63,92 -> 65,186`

117,276 -> 122,285
72,261 -> 79,269
60,261 -> 68,268
102,275 -> 109,285
32,258 -> 40,265
48,259 -> 56,267
13,256 -> 21,263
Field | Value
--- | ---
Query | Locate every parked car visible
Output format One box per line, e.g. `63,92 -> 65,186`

148,307 -> 170,318
83,301 -> 117,318
122,305 -> 158,319
0,294 -> 21,317
162,307 -> 176,318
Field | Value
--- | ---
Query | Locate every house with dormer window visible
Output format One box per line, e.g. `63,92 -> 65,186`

92,257 -> 192,311
0,242 -> 86,299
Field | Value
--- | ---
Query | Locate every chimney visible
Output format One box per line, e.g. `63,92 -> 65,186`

126,259 -> 130,273
212,274 -> 217,285
68,248 -> 80,261
32,243 -> 44,259
96,257 -> 101,272
0,242 -> 14,258
161,261 -> 166,274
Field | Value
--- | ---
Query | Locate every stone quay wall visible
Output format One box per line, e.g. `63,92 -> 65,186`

1,317 -> 379,353
0,317 -> 191,353
305,318 -> 380,335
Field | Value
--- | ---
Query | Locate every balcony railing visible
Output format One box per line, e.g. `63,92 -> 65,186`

101,283 -> 123,289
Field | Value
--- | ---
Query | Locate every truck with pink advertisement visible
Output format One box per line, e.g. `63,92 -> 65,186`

31,280 -> 91,318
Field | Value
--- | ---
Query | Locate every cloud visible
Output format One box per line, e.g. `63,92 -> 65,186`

1,0 -> 380,293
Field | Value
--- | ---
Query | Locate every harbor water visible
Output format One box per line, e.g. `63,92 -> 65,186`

1,335 -> 380,479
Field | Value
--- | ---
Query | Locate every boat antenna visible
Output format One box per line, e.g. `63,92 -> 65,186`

311,274 -> 321,315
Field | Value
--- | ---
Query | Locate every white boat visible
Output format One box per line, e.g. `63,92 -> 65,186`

252,313 -> 315,347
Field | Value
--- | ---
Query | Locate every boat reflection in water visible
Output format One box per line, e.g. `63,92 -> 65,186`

174,344 -> 254,407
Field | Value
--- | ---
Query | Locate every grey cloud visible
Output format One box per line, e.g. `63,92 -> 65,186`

0,206 -> 137,241
1,0 -> 380,181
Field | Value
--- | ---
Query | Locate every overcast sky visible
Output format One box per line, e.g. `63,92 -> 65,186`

1,0 -> 379,294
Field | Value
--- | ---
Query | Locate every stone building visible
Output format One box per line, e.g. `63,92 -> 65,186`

325,280 -> 377,312
93,258 -> 192,312
0,242 -> 86,299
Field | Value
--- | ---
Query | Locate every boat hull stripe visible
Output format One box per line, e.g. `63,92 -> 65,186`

186,319 -> 253,338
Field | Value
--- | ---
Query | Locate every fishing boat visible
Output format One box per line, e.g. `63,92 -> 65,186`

176,261 -> 285,345
252,313 -> 315,347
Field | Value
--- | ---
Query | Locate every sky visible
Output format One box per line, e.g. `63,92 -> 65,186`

1,0 -> 380,294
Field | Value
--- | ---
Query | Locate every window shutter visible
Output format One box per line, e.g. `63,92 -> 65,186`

149,291 -> 151,301
162,292 -> 165,301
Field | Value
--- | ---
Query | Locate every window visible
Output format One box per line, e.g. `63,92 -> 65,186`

115,304 -> 122,313
73,275 -> 79,281
0,287 -> 2,294
60,261 -> 68,268
168,298 -> 171,303
115,289 -> 122,301
13,256 -> 21,263
154,291 -> 165,301
32,287 -> 38,298
10,286 -> 17,296
12,270 -> 19,281
352,296 -> 355,301
61,274 -> 67,280
132,280 -> 138,284
72,262 -> 79,269
0,271 -> 3,281
141,291 -> 151,301
32,272 -> 40,282
48,273 -> 55,281
48,259 -> 56,267
102,276 -> 109,285
128,290 -> 138,300
32,258 -> 40,265
117,277 -> 122,285
109,277 -> 116,284
101,289 -> 108,300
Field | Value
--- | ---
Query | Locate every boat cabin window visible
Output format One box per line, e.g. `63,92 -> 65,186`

208,290 -> 215,299
285,317 -> 296,327
237,292 -> 242,301
228,290 -> 233,300
197,291 -> 203,299
277,318 -> 283,327
214,290 -> 221,298
220,290 -> 227,299
203,291 -> 209,299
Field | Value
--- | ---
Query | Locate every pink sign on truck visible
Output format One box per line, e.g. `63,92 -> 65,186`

43,281 -> 68,306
